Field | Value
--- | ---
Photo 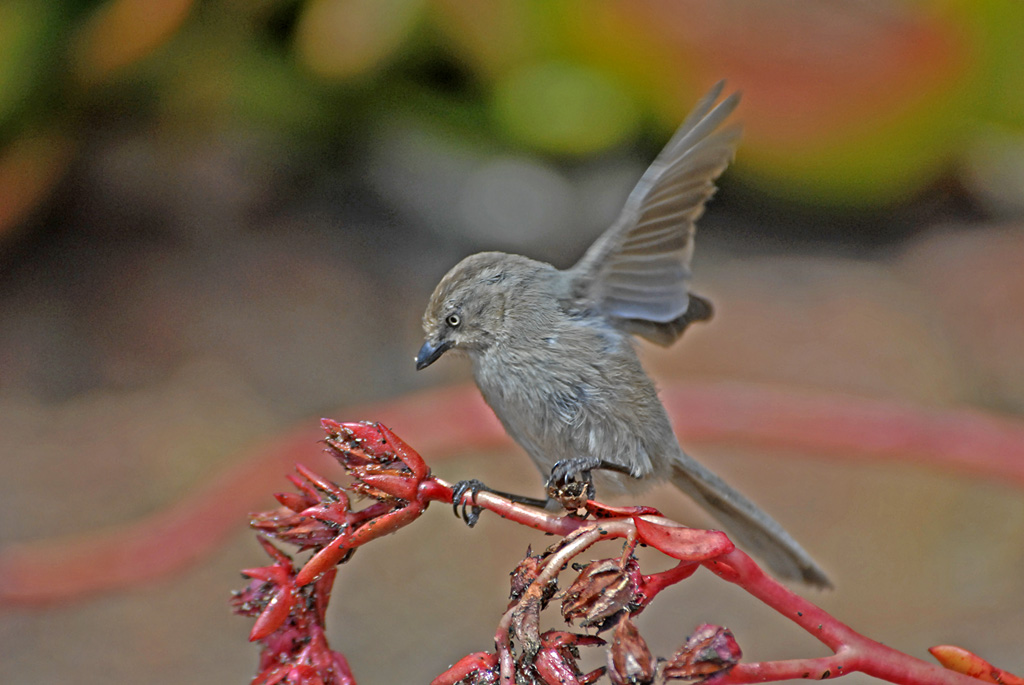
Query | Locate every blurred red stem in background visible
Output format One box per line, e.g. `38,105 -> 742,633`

3,380 -> 1024,606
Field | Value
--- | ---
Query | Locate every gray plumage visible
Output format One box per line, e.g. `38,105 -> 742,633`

416,82 -> 830,588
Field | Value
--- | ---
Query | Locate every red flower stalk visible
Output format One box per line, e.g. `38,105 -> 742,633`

234,420 -> 1021,685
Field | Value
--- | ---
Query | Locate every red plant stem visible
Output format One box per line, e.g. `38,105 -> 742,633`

4,381 -> 1024,606
718,656 -> 853,682
428,477 -> 587,537
494,603 -> 517,685
707,548 -> 981,685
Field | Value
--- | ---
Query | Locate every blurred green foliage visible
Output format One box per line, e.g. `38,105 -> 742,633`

1,0 -> 1022,239
0,1 -> 60,128
492,61 -> 641,154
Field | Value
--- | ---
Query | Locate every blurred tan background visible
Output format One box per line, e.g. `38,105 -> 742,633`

1,0 -> 1023,683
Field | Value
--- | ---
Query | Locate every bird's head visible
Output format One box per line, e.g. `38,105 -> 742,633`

416,252 -> 544,370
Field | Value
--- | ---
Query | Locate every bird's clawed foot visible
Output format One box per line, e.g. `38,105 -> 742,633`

451,479 -> 488,527
450,479 -> 550,527
546,457 -> 600,511
546,457 -> 636,511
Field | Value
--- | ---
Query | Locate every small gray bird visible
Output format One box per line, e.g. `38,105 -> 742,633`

415,82 -> 830,588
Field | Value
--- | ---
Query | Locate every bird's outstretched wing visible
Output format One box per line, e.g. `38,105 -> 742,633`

565,81 -> 740,345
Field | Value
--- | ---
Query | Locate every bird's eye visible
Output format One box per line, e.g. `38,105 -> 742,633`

445,313 -> 461,328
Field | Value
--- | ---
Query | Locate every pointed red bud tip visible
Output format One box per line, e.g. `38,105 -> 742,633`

257,535 -> 294,565
357,471 -> 418,502
295,539 -> 345,586
230,578 -> 270,617
375,422 -> 429,478
430,652 -> 499,685
327,420 -> 388,453
240,566 -> 285,584
252,511 -> 342,549
323,421 -> 405,472
929,645 -> 1024,685
562,558 -> 640,631
320,418 -> 342,433
249,587 -> 296,641
304,497 -> 352,526
294,463 -> 344,498
663,624 -> 742,680
633,517 -> 733,561
286,472 -> 323,500
275,491 -> 314,512
607,615 -> 656,685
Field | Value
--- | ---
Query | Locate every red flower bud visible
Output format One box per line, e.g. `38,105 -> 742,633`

663,624 -> 741,680
607,615 -> 655,685
562,557 -> 641,631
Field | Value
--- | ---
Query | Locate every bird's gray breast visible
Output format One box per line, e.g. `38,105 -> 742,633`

470,318 -> 667,485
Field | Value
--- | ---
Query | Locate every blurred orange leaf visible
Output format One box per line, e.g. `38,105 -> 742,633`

73,0 -> 195,85
295,0 -> 427,79
0,129 -> 75,242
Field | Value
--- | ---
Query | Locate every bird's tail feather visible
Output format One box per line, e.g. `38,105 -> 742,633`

670,457 -> 831,588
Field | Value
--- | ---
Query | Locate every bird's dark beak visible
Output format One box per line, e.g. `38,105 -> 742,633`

415,339 -> 450,370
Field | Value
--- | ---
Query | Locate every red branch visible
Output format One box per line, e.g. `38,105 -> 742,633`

228,420 -> 1019,685
703,549 -> 982,684
3,381 -> 1024,606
